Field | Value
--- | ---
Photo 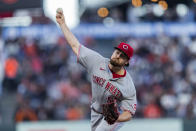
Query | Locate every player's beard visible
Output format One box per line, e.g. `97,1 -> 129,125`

110,58 -> 124,67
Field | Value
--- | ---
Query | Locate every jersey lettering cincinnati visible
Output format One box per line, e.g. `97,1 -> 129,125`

93,75 -> 122,98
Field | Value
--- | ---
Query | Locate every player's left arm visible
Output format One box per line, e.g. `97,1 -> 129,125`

116,110 -> 132,122
118,89 -> 137,122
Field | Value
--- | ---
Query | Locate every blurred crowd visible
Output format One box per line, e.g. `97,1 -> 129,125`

127,35 -> 196,119
1,35 -> 92,122
1,32 -> 196,122
81,3 -> 196,23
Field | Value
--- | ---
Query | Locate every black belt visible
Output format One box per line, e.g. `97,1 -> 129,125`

92,107 -> 103,114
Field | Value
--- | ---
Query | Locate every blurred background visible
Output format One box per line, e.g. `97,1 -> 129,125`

0,0 -> 196,131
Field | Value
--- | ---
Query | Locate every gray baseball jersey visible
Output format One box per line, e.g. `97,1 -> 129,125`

77,45 -> 137,131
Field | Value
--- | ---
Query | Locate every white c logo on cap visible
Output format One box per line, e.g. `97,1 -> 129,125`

123,45 -> 128,50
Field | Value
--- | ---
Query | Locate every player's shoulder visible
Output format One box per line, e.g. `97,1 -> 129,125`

104,58 -> 110,62
125,71 -> 134,84
125,71 -> 132,79
124,72 -> 136,91
82,45 -> 105,59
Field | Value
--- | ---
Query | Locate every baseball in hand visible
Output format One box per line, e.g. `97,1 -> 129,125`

56,8 -> 65,25
56,8 -> 63,14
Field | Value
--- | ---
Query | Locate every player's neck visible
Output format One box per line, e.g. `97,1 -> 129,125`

108,63 -> 125,75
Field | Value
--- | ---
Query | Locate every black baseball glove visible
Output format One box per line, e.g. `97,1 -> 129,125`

102,96 -> 119,125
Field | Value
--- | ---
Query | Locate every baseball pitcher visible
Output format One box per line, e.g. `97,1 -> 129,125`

56,8 -> 137,131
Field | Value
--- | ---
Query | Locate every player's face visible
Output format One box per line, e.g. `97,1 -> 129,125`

110,49 -> 129,67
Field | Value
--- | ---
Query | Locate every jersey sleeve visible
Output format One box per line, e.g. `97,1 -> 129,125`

120,92 -> 137,115
120,81 -> 137,115
77,44 -> 104,71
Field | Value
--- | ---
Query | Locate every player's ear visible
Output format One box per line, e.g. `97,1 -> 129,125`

124,59 -> 129,67
125,60 -> 128,65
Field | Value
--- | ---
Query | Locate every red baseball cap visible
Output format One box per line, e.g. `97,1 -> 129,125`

114,42 -> 134,59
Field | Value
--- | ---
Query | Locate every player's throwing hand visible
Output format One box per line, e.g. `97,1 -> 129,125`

56,8 -> 65,25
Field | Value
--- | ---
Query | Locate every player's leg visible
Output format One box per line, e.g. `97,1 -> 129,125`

91,109 -> 103,131
95,118 -> 123,131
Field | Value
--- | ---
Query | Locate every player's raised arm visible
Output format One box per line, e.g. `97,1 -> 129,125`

56,8 -> 80,55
